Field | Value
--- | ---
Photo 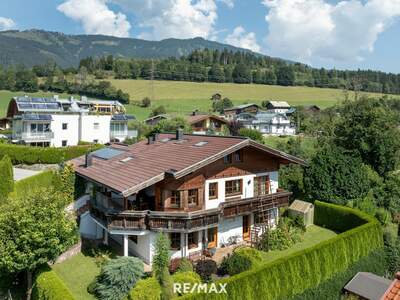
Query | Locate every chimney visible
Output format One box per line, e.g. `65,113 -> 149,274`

176,128 -> 183,140
154,133 -> 159,142
147,135 -> 155,145
192,110 -> 197,116
85,153 -> 93,167
396,272 -> 400,280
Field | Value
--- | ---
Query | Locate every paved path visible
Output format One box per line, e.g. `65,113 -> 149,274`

13,167 -> 40,181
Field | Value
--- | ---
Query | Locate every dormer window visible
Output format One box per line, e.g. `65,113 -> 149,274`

223,154 -> 232,164
170,191 -> 181,208
234,150 -> 242,162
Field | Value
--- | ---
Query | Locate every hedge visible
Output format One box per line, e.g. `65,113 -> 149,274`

291,249 -> 387,300
32,266 -> 74,300
0,143 -> 103,165
182,201 -> 383,300
13,170 -> 55,198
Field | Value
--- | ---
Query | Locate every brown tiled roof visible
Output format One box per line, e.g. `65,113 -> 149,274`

71,133 -> 305,197
186,114 -> 229,125
381,273 -> 400,300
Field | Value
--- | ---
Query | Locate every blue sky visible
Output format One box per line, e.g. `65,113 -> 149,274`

0,0 -> 400,73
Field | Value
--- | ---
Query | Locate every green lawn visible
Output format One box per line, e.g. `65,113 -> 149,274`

259,225 -> 337,262
52,253 -> 100,300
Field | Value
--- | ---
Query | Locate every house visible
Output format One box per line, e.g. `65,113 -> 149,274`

224,104 -> 260,120
7,95 -> 136,147
73,131 -> 305,264
144,114 -> 168,126
239,112 -> 296,136
186,112 -> 230,135
264,101 -> 291,114
344,272 -> 400,300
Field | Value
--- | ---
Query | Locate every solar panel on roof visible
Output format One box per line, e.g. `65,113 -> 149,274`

92,148 -> 124,160
22,114 -> 52,121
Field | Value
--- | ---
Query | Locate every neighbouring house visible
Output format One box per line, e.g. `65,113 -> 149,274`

224,104 -> 260,120
264,101 -> 291,114
186,112 -> 230,135
239,112 -> 296,136
344,272 -> 400,300
144,114 -> 168,126
72,131 -> 305,264
6,95 -> 137,147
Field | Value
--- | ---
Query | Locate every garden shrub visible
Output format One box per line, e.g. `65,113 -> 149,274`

219,252 -> 252,276
169,258 -> 193,274
0,155 -> 13,202
375,208 -> 392,226
182,201 -> 383,300
94,256 -> 144,300
259,217 -> 304,251
0,143 -> 103,165
32,266 -> 74,300
128,277 -> 161,300
195,260 -> 217,282
172,271 -> 201,296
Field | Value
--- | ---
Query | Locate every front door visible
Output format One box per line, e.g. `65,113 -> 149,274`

207,227 -> 218,248
243,215 -> 250,240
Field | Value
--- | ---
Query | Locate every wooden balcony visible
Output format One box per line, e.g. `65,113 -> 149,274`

89,191 -> 291,233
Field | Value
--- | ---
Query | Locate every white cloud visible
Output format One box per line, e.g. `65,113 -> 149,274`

263,0 -> 400,63
57,0 -> 131,37
112,0 -> 218,40
225,26 -> 261,52
219,0 -> 234,8
0,17 -> 16,31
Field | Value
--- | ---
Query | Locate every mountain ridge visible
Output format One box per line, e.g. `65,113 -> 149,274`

0,29 -> 265,68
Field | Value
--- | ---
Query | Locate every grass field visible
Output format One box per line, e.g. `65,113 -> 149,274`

110,79 -> 395,120
52,253 -> 100,300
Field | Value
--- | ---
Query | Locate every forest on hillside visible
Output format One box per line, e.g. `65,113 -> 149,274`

1,48 -> 400,102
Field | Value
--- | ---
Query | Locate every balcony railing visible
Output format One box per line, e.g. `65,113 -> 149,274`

14,131 -> 54,140
90,191 -> 291,232
110,130 -> 138,139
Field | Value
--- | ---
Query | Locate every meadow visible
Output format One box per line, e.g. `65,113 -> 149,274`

0,79 -> 397,120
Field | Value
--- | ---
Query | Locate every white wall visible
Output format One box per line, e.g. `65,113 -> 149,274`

204,174 -> 254,210
79,212 -> 104,239
80,115 -> 112,144
204,171 -> 279,210
218,216 -> 243,247
51,114 -> 80,147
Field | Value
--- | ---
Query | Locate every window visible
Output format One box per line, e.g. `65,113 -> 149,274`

208,182 -> 218,200
62,123 -> 68,130
223,154 -> 232,164
188,232 -> 199,249
225,179 -> 242,196
234,150 -> 242,162
94,122 -> 100,130
188,189 -> 198,207
62,140 -> 67,147
170,190 -> 181,208
129,235 -> 138,244
170,233 -> 180,250
254,176 -> 270,196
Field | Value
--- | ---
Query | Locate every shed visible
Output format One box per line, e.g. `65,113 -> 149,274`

288,200 -> 314,227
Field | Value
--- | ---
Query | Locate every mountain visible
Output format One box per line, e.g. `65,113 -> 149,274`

0,29 -> 261,68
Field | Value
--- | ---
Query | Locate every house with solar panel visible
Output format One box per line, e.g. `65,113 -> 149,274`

6,95 -> 136,147
72,130 -> 305,264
